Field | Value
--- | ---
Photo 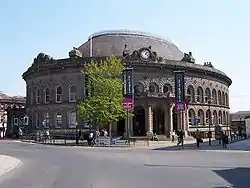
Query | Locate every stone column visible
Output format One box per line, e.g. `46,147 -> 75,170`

164,107 -> 169,137
124,116 -> 133,137
169,104 -> 174,133
145,105 -> 153,133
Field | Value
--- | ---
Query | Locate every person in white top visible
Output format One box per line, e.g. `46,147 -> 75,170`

171,131 -> 175,142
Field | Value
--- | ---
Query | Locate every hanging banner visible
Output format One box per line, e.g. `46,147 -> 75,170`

122,68 -> 134,110
122,68 -> 134,98
174,70 -> 185,111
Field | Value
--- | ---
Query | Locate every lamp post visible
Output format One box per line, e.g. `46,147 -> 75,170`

75,121 -> 79,144
208,97 -> 212,146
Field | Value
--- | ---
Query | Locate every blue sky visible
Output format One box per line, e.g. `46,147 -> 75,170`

0,0 -> 249,112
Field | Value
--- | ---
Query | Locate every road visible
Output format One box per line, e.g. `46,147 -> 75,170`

0,141 -> 250,188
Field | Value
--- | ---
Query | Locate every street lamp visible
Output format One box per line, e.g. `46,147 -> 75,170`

75,121 -> 78,144
207,97 -> 212,146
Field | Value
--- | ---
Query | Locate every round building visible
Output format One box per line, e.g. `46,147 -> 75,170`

22,30 -> 232,138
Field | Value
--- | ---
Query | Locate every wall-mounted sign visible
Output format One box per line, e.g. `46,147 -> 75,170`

122,68 -> 134,111
122,68 -> 134,98
174,70 -> 185,111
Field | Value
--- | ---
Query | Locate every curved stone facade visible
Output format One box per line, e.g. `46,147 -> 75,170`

22,30 -> 232,137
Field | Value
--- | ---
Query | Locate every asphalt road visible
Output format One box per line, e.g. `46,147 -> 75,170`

0,141 -> 250,188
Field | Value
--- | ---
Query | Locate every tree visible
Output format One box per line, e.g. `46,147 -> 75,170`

77,56 -> 128,135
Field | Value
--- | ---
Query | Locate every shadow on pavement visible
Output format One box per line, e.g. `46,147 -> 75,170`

213,167 -> 250,188
152,140 -> 225,151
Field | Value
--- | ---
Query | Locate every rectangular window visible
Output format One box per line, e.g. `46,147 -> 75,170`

36,90 -> 41,104
56,87 -> 62,103
55,113 -> 62,128
44,88 -> 50,104
188,117 -> 192,126
69,93 -> 76,102
43,113 -> 49,128
68,112 -> 76,128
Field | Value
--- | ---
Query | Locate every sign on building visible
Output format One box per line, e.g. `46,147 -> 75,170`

122,68 -> 134,111
174,70 -> 185,111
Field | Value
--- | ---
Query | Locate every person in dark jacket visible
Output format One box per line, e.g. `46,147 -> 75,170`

221,132 -> 228,149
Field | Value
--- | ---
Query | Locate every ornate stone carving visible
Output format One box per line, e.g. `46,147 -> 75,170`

123,46 -> 163,63
33,53 -> 53,65
69,47 -> 82,58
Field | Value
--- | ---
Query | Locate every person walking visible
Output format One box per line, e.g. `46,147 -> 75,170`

195,129 -> 201,148
177,130 -> 184,148
171,130 -> 175,142
222,132 -> 228,149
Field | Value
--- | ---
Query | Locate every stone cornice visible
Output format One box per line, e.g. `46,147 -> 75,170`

22,56 -> 232,86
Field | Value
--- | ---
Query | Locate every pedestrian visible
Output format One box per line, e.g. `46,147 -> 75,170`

222,132 -> 228,149
171,130 -> 175,142
177,130 -> 184,148
195,129 -> 201,148
88,131 -> 94,146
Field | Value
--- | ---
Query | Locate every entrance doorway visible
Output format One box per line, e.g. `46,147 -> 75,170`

117,119 -> 125,136
133,106 -> 145,136
172,108 -> 178,131
153,107 -> 165,134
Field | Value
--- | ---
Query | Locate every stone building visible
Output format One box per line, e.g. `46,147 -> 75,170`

22,30 -> 232,137
0,92 -> 25,136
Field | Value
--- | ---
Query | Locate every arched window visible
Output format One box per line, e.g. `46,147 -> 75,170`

69,86 -> 77,102
68,111 -> 77,128
36,89 -> 41,104
197,109 -> 204,126
205,88 -> 211,103
222,92 -> 225,105
187,85 -> 195,103
197,87 -> 203,103
149,83 -> 159,93
188,109 -> 195,126
218,111 -> 222,124
44,88 -> 50,103
205,110 -> 212,125
218,90 -> 222,105
223,111 -> 226,125
55,112 -> 62,128
213,110 -> 218,125
225,93 -> 229,106
163,83 -> 172,93
134,83 -> 144,96
212,89 -> 217,104
56,86 -> 62,103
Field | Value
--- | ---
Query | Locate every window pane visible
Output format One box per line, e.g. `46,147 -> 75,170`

57,87 -> 62,94
70,86 -> 77,93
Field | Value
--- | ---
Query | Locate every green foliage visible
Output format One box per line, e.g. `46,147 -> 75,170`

77,56 -> 129,126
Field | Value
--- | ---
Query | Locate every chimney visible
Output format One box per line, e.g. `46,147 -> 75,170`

189,52 -> 192,56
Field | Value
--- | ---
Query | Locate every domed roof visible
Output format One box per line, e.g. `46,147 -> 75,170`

78,30 -> 184,61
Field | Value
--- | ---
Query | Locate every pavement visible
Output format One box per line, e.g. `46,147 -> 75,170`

0,139 -> 249,188
0,154 -> 21,177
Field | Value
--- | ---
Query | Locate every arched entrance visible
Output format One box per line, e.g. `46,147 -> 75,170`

153,107 -> 164,134
117,119 -> 125,136
172,108 -> 178,131
133,106 -> 146,136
